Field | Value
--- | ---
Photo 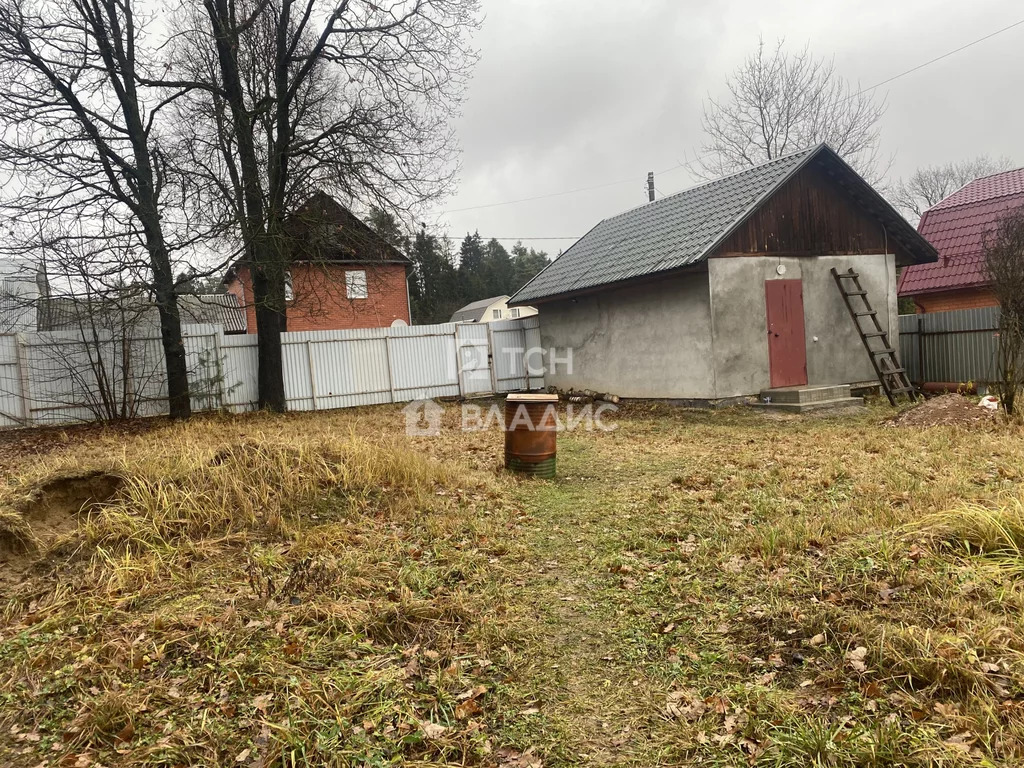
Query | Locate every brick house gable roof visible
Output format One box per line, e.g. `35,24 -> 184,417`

287,193 -> 411,266
224,194 -> 410,284
898,167 -> 1024,297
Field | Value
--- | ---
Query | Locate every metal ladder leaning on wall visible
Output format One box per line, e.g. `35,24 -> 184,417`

831,267 -> 918,406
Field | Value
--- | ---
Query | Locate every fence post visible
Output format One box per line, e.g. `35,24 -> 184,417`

521,324 -> 531,391
486,323 -> 498,394
454,326 -> 464,399
212,328 -> 225,410
917,315 -> 925,385
14,333 -> 31,425
305,340 -> 318,411
384,332 -> 397,403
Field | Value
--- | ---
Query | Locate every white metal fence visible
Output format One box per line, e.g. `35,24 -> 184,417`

0,316 -> 544,428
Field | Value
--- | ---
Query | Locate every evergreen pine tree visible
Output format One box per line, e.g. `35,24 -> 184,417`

511,241 -> 551,292
457,232 -> 487,302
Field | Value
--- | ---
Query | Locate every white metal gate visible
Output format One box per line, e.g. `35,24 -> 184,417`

455,323 -> 493,396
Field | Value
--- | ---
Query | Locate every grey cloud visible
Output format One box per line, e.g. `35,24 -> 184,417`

432,0 -> 1023,253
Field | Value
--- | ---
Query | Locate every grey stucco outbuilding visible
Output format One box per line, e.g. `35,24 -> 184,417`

508,145 -> 938,402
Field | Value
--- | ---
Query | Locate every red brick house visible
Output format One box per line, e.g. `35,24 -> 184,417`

224,194 -> 411,333
898,167 -> 1024,313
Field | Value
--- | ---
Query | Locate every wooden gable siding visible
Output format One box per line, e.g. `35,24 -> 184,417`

711,162 -> 910,262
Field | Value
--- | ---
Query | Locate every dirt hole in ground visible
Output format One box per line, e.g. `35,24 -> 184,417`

1,470 -> 124,578
21,470 -> 124,538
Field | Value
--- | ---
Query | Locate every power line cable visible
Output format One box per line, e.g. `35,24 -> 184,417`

851,16 -> 1024,97
440,17 -> 1024,217
437,235 -> 579,242
441,166 -> 683,215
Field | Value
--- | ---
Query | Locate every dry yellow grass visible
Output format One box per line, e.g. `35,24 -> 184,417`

2,401 -> 1024,767
0,410 -> 522,766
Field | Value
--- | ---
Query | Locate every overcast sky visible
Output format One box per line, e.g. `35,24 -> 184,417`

426,0 -> 1024,255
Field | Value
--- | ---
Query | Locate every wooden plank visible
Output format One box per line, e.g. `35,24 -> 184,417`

712,163 -> 912,262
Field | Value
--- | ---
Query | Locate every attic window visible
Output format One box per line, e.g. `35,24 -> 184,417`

346,270 -> 367,299
492,309 -> 502,320
510,307 -> 521,319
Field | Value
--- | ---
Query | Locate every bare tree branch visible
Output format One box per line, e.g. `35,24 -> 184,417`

169,0 -> 479,411
0,0 -> 208,419
891,155 -> 1016,224
698,38 -> 888,183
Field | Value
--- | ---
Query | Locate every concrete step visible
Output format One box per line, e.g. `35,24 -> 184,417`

752,396 -> 865,414
760,384 -> 852,405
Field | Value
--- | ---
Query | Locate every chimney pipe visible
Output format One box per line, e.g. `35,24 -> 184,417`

647,172 -> 655,202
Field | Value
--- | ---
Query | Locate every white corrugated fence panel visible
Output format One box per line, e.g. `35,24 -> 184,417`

137,334 -> 172,419
0,335 -> 24,427
21,331 -> 111,424
491,317 -> 545,392
521,317 -> 546,390
456,323 -> 492,395
286,329 -> 392,410
221,334 -> 259,412
281,336 -> 315,411
183,324 -> 224,412
388,323 -> 460,401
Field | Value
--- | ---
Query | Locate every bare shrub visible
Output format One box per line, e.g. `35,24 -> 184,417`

984,209 -> 1024,414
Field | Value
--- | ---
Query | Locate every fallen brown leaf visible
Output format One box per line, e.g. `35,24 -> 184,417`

455,699 -> 482,720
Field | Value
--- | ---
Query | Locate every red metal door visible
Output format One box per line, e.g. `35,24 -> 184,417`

765,279 -> 808,388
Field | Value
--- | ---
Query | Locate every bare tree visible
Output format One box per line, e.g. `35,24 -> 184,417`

984,209 -> 1024,415
171,0 -> 479,411
698,38 -> 887,182
34,268 -> 167,424
0,0 -> 197,419
891,155 -> 1016,224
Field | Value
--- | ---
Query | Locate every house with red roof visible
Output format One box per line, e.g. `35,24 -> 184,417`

898,167 -> 1024,313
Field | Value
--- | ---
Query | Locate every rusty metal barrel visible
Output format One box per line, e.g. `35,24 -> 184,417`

504,394 -> 558,478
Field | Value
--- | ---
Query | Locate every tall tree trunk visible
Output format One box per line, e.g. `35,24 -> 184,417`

251,253 -> 287,412
149,240 -> 192,420
104,0 -> 193,422
204,0 -> 287,412
154,285 -> 191,421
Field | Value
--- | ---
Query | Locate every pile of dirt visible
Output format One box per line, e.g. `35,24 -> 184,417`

889,393 -> 999,428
